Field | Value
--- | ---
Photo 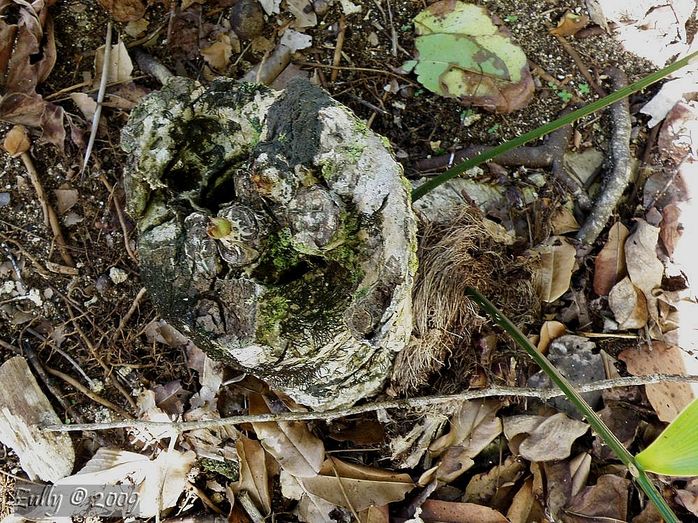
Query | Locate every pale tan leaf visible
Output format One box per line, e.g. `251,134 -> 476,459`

676,478 -> 698,517
625,219 -> 664,295
593,221 -> 629,295
659,203 -> 682,257
537,320 -> 566,354
464,455 -> 525,505
532,236 -> 577,302
549,10 -> 589,37
360,505 -> 389,523
569,452 -> 591,497
201,33 -> 234,71
55,447 -> 195,518
429,400 -> 502,457
249,393 -> 325,477
69,93 -> 97,121
54,187 -> 79,215
551,204 -> 580,234
280,470 -> 338,523
419,499 -> 508,523
608,276 -> 648,329
619,341 -> 695,422
507,477 -> 535,523
94,40 -> 133,88
3,125 -> 30,157
299,457 -> 414,512
234,436 -> 271,515
503,413 -> 588,462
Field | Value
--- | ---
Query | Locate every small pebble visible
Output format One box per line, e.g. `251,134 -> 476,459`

109,267 -> 129,285
0,192 -> 10,207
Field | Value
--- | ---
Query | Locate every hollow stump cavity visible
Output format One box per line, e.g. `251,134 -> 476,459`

121,78 -> 417,410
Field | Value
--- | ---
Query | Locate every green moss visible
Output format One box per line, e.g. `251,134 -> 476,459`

256,293 -> 290,346
200,458 -> 239,481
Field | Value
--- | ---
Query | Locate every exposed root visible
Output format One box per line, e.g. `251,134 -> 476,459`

390,206 -> 539,393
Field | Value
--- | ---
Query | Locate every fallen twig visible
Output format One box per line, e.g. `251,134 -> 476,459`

330,16 -> 347,83
132,48 -> 173,85
99,174 -> 138,263
45,373 -> 698,432
555,35 -> 606,97
82,21 -> 112,173
577,67 -> 632,245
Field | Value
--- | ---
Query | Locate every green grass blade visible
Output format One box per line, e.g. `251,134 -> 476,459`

636,398 -> 698,476
465,287 -> 680,523
412,50 -> 698,202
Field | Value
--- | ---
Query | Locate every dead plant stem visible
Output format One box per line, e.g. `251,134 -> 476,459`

45,373 -> 698,432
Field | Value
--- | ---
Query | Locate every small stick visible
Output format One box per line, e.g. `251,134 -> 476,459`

330,16 -> 347,83
577,68 -> 632,246
45,373 -> 698,432
82,20 -> 112,173
555,35 -> 607,97
45,366 -> 133,419
99,174 -> 138,262
132,48 -> 173,85
19,151 -> 75,267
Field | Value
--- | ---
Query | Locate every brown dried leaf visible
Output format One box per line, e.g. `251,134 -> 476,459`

619,341 -> 694,422
419,499 -> 508,523
507,478 -> 536,523
54,188 -> 79,214
532,236 -> 577,303
503,413 -> 588,462
676,478 -> 698,517
0,92 -> 66,147
96,0 -> 146,22
429,400 -> 502,457
608,276 -> 648,329
248,393 -> 324,477
564,474 -> 630,523
299,457 -> 414,512
286,0 -> 317,28
537,320 -> 566,354
200,33 -> 233,71
660,203 -> 682,257
549,10 -> 589,37
464,455 -> 525,505
2,2 -> 56,93
3,124 -> 30,157
234,436 -> 271,516
593,221 -> 629,296
625,219 -> 663,295
551,205 -> 580,234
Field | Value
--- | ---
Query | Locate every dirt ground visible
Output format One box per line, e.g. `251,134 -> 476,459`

1,0 -> 697,520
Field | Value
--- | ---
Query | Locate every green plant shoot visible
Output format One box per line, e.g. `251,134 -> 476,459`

636,397 -> 698,476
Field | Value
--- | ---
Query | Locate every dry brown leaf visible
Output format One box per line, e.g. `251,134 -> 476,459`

299,457 -> 414,512
549,10 -> 589,37
608,276 -> 648,329
676,478 -> 698,517
430,400 -> 502,456
96,0 -> 146,21
3,124 -> 30,157
503,413 -> 588,462
659,203 -> 682,257
551,205 -> 580,234
419,499 -> 508,523
0,91 -> 67,147
532,236 -> 576,303
507,478 -> 535,523
619,341 -> 694,422
54,187 -> 79,215
360,505 -> 389,523
564,474 -> 630,523
248,393 -> 324,477
569,452 -> 591,497
281,470 -> 338,523
464,455 -> 525,505
593,221 -> 629,296
234,436 -> 271,516
537,320 -> 566,354
625,219 -> 663,295
201,33 -> 234,71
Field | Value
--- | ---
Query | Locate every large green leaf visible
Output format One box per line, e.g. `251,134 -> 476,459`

635,398 -> 698,476
403,0 -> 534,113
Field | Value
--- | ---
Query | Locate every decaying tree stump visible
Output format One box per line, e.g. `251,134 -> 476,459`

121,78 -> 417,409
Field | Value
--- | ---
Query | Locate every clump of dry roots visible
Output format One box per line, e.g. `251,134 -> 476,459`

390,206 -> 539,393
